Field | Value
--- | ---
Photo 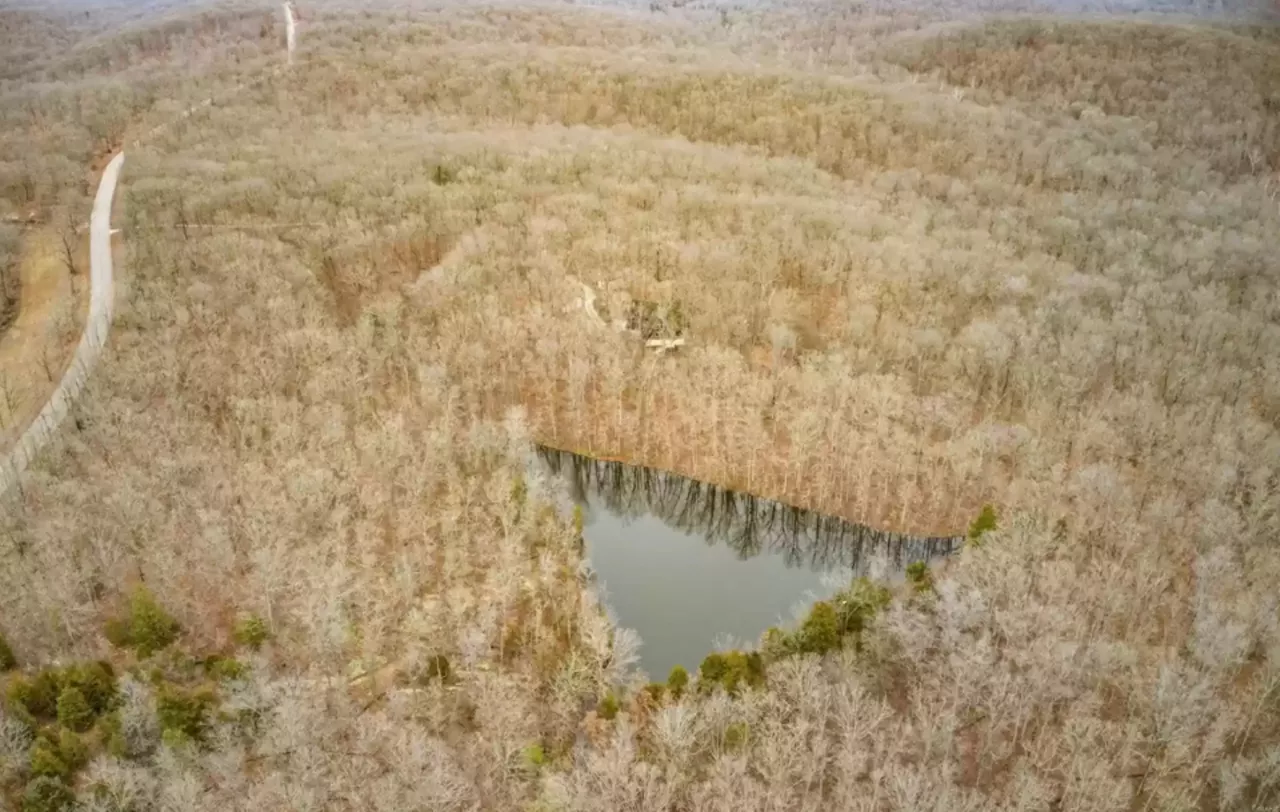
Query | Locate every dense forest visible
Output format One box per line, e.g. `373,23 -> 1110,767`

1,1 -> 1279,810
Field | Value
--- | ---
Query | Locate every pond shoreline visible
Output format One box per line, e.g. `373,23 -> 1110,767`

535,444 -> 964,677
536,444 -> 965,572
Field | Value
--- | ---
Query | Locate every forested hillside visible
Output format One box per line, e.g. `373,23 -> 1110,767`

1,1 -> 1278,810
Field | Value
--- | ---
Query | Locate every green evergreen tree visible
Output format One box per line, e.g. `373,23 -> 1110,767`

666,665 -> 689,698
906,561 -> 934,594
698,653 -> 728,689
232,615 -> 270,650
106,588 -> 180,657
57,729 -> 88,771
23,776 -> 75,812
596,692 -> 620,720
834,578 -> 892,637
698,652 -> 765,695
7,672 -> 58,719
62,662 -> 116,714
56,687 -> 94,732
967,504 -> 998,545
127,589 -> 181,657
797,601 -> 841,654
29,741 -> 69,780
157,685 -> 215,743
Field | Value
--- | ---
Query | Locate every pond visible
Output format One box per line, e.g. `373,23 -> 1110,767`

535,446 -> 963,680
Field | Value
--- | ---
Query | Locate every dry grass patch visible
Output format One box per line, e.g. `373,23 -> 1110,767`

0,227 -> 87,447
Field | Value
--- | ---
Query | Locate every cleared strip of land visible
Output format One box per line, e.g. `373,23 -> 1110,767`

0,153 -> 122,495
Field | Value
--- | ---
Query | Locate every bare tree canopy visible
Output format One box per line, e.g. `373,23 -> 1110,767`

0,2 -> 1278,811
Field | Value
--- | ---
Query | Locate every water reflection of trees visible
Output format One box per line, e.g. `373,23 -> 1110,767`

536,446 -> 963,574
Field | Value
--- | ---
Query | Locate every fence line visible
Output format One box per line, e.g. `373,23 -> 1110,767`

284,2 -> 297,65
0,154 -> 124,498
1,11 -> 302,499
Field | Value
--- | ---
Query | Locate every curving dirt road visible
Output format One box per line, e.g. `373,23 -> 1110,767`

0,153 -> 124,497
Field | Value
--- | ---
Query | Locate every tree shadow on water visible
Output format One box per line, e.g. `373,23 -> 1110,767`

537,446 -> 962,575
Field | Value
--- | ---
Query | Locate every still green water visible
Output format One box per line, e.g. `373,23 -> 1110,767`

536,447 -> 961,680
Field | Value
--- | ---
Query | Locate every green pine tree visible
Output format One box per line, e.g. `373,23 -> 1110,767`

56,687 -> 94,733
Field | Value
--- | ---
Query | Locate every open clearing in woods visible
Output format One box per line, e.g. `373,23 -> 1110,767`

0,228 -> 87,448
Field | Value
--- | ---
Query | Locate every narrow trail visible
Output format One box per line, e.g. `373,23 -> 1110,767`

0,4 -> 298,499
0,154 -> 124,498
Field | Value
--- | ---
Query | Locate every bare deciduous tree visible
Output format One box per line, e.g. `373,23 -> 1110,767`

1,4 -> 1279,812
